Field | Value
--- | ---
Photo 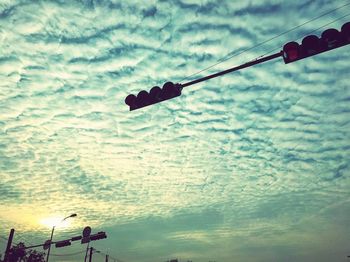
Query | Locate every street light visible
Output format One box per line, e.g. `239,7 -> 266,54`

46,213 -> 77,262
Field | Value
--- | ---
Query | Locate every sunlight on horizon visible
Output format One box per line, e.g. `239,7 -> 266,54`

39,216 -> 74,229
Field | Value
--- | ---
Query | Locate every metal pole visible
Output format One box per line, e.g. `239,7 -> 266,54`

46,226 -> 55,262
181,51 -> 283,88
84,242 -> 90,262
45,214 -> 76,262
88,247 -> 93,262
4,228 -> 15,262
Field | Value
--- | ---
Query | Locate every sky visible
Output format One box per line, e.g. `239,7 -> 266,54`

0,0 -> 350,261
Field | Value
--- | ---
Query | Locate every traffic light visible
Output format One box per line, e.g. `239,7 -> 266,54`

55,240 -> 71,248
283,21 -> 350,63
71,236 -> 82,241
125,81 -> 182,111
89,231 -> 107,241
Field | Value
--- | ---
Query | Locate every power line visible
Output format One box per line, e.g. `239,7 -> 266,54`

1,233 -> 56,252
181,51 -> 282,88
0,238 -> 7,243
0,234 -> 19,246
50,250 -> 86,256
92,247 -> 125,262
180,13 -> 350,88
255,11 -> 350,61
0,236 -> 9,241
0,234 -> 36,248
179,1 -> 350,82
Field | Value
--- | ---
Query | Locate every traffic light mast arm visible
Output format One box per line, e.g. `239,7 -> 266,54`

20,243 -> 52,250
125,20 -> 350,111
19,238 -> 73,250
124,51 -> 283,111
181,51 -> 283,88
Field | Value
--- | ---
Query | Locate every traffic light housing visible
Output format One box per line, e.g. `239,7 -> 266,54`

283,22 -> 350,63
125,81 -> 182,111
71,236 -> 82,241
55,240 -> 71,248
89,231 -> 107,241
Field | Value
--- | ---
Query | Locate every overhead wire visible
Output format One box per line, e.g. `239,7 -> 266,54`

178,12 -> 350,89
254,11 -> 350,62
0,235 -> 9,241
0,237 -> 8,244
0,235 -> 20,247
92,247 -> 125,262
215,9 -> 350,202
229,12 -> 350,164
50,250 -> 86,256
255,12 -> 350,152
178,1 -> 350,83
1,234 -> 45,252
0,234 -> 36,248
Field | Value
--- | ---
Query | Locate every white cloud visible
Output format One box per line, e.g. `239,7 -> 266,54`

0,0 -> 350,261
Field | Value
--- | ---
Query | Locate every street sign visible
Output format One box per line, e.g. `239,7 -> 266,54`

83,226 -> 91,237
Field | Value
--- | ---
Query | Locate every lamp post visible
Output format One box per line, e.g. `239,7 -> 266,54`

46,213 -> 77,262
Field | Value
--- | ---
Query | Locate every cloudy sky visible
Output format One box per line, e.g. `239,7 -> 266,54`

1,0 -> 350,261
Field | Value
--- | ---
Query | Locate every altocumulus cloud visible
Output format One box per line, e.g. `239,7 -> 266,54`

0,0 -> 350,261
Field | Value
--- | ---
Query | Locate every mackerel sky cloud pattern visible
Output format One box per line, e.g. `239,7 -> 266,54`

0,0 -> 350,261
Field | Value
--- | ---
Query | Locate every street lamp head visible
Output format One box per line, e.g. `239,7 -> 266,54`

61,213 -> 77,222
46,213 -> 78,262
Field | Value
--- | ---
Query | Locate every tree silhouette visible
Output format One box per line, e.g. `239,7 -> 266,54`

27,250 -> 45,262
7,243 -> 45,262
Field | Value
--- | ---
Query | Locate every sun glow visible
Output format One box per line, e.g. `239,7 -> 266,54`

40,216 -> 72,228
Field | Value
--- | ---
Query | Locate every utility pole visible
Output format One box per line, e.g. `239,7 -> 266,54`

88,247 -> 93,262
46,226 -> 55,262
84,242 -> 90,262
4,228 -> 15,262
